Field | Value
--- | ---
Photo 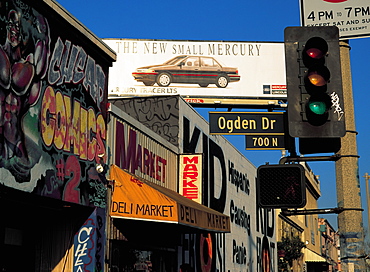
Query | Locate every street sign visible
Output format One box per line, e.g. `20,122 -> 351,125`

245,135 -> 286,150
209,112 -> 285,135
300,0 -> 370,39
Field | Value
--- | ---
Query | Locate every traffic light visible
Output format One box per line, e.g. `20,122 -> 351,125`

284,26 -> 345,138
257,164 -> 306,209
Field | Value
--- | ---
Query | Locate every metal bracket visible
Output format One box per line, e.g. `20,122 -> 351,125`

279,154 -> 360,164
281,207 -> 363,216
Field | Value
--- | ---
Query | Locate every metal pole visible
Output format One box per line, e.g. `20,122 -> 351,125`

336,40 -> 366,271
364,173 -> 370,236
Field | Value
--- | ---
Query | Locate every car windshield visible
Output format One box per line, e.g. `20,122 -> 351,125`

164,56 -> 187,65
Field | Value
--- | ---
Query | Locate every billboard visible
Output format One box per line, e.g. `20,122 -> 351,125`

300,0 -> 370,39
104,39 -> 287,103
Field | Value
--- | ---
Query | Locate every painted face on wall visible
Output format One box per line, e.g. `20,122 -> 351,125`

6,10 -> 21,48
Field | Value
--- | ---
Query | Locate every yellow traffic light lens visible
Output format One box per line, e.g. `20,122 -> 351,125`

308,71 -> 327,86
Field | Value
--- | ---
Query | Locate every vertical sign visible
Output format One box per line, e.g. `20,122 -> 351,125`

179,154 -> 203,204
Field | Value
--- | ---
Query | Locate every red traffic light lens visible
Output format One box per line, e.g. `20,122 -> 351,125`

306,48 -> 325,59
302,37 -> 328,67
304,37 -> 328,58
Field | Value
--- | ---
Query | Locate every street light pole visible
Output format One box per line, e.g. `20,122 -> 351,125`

335,40 -> 366,272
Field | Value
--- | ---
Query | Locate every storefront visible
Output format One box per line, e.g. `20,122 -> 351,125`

304,248 -> 329,272
107,165 -> 230,271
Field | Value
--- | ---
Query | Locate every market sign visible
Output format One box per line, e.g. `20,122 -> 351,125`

179,154 -> 203,204
209,112 -> 285,135
109,165 -> 230,233
300,0 -> 370,39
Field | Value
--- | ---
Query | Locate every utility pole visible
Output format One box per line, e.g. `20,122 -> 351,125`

364,173 -> 370,233
336,40 -> 366,272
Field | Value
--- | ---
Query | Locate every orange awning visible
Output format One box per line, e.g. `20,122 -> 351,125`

109,165 -> 230,233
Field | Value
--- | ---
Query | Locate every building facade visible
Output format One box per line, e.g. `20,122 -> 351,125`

0,0 -> 116,271
106,96 -> 277,272
319,218 -> 341,271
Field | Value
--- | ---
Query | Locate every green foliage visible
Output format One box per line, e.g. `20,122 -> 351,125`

277,236 -> 306,269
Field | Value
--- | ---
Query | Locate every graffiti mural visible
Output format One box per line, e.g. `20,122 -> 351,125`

0,5 -> 50,184
110,96 -> 180,146
0,0 -> 109,207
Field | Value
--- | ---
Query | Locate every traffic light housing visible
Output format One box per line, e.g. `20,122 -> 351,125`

257,164 -> 306,208
285,26 -> 345,138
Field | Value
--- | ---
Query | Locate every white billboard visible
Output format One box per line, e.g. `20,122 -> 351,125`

300,0 -> 370,39
104,39 -> 286,102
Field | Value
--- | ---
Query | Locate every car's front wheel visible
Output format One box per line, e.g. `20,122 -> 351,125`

156,72 -> 171,87
143,81 -> 155,86
216,75 -> 229,88
199,83 -> 209,87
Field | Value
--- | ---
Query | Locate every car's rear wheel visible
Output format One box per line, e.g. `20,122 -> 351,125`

157,72 -> 171,87
199,83 -> 209,87
216,75 -> 228,88
143,81 -> 155,86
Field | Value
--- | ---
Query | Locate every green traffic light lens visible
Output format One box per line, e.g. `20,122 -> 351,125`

308,101 -> 328,115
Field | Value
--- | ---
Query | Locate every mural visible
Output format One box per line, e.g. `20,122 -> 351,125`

0,0 -> 109,208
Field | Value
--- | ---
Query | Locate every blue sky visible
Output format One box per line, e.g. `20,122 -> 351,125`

57,0 -> 370,231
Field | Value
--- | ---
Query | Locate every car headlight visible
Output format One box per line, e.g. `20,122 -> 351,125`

137,69 -> 156,73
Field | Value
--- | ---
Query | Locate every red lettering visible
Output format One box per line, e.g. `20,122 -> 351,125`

114,121 -> 168,183
183,187 -> 199,200
183,156 -> 198,164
